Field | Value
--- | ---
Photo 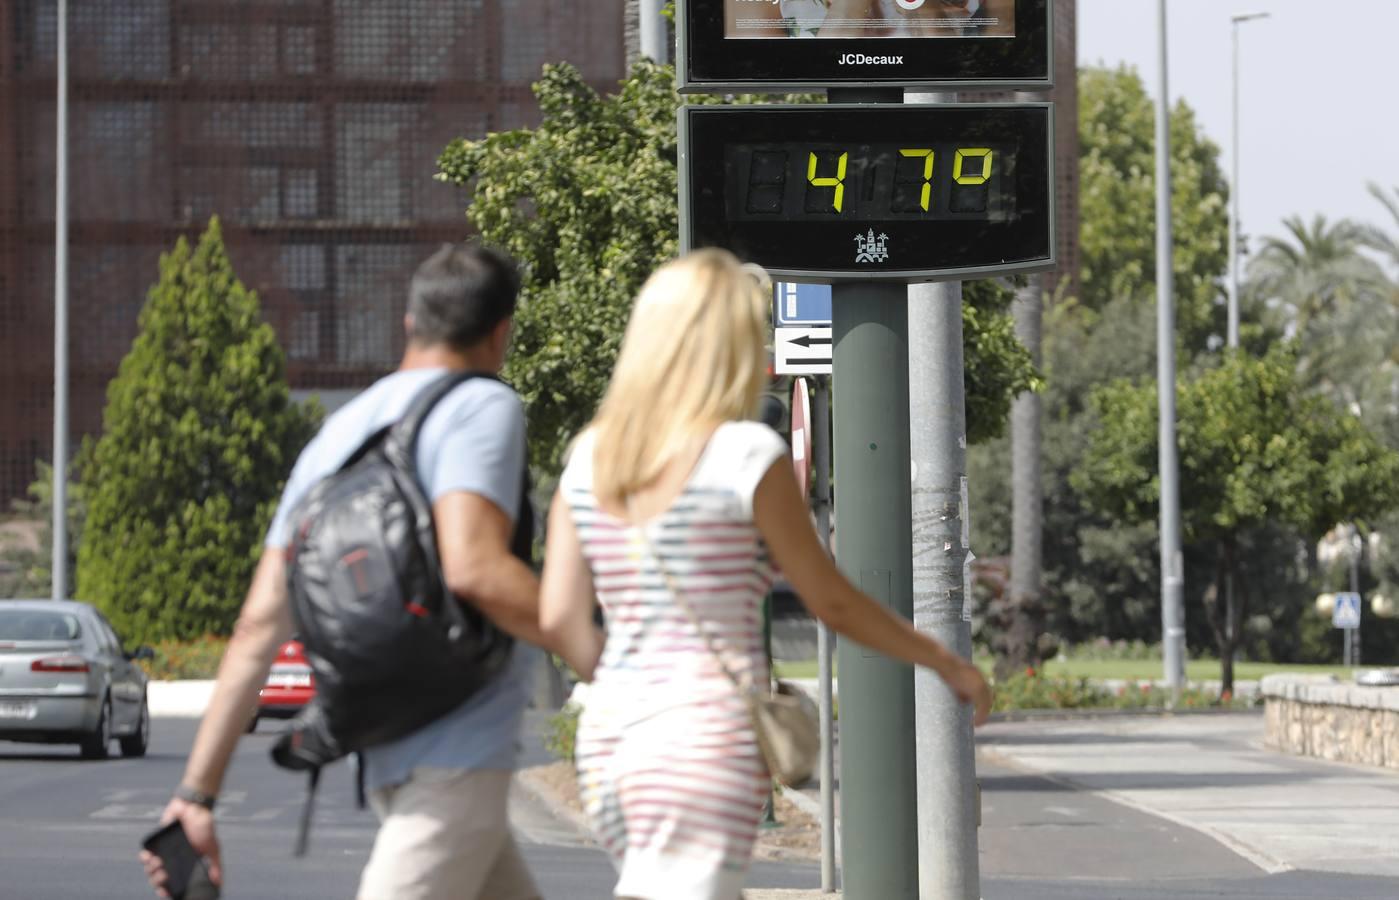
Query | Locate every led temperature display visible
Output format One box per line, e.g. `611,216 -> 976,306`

730,142 -> 1007,221
680,103 -> 1054,281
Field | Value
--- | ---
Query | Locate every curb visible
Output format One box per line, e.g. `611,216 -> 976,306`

148,680 -> 216,718
513,765 -> 595,845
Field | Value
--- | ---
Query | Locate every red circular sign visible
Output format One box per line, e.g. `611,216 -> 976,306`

790,377 -> 812,498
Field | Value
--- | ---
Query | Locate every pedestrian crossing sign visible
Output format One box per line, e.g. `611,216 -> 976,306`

1333,592 -> 1362,629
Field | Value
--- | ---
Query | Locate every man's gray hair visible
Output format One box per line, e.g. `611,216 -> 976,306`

406,244 -> 520,349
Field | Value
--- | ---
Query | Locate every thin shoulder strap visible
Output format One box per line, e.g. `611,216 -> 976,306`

384,371 -> 495,473
627,508 -> 754,695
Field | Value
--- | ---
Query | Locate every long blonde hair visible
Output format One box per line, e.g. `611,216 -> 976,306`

590,249 -> 770,504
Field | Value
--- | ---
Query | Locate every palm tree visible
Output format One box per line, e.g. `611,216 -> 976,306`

1358,182 -> 1399,273
1251,214 -> 1387,338
1249,215 -> 1395,424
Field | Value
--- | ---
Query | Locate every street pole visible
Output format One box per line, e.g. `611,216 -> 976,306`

832,279 -> 915,898
1156,0 -> 1186,700
1228,11 -> 1270,350
813,378 -> 837,893
827,88 -> 917,886
906,88 -> 980,900
639,0 -> 669,63
1349,528 -> 1362,667
51,0 -> 70,602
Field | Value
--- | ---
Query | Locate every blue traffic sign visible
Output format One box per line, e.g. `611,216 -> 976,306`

1333,592 -> 1362,629
774,282 -> 832,327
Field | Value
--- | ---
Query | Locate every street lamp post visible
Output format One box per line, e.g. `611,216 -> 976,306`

1228,11 -> 1271,350
52,0 -> 70,602
1156,0 -> 1185,700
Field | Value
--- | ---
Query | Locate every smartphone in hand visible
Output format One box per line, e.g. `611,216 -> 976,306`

141,821 -> 219,900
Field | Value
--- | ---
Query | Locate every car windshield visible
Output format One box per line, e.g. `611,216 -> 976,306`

0,610 -> 83,641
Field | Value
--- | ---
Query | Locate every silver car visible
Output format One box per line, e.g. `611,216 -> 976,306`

0,599 -> 152,759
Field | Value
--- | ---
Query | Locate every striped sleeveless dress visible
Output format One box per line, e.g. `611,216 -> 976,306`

562,421 -> 789,900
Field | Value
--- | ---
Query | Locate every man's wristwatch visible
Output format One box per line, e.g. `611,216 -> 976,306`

174,784 -> 217,811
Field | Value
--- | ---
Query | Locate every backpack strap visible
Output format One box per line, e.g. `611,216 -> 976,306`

293,766 -> 321,858
383,371 -> 498,475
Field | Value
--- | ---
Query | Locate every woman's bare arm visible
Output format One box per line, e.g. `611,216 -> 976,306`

752,457 -> 991,723
539,490 -> 606,682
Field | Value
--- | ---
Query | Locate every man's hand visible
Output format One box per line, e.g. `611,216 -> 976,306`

138,797 -> 223,897
944,661 -> 994,727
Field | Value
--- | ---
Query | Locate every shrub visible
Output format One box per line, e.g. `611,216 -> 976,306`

993,669 -> 1107,712
993,668 -> 1254,712
137,636 -> 229,681
545,702 -> 582,763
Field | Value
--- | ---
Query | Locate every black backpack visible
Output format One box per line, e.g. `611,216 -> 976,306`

271,371 -> 531,853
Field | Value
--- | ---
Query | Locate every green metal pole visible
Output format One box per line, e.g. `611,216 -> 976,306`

833,281 -> 916,898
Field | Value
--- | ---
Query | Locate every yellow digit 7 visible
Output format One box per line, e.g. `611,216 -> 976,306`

954,148 -> 994,185
808,151 -> 848,213
899,148 -> 935,211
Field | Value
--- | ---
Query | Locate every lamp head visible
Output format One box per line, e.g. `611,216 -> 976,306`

1231,11 -> 1271,24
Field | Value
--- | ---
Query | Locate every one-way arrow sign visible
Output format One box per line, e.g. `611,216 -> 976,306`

775,327 -> 832,375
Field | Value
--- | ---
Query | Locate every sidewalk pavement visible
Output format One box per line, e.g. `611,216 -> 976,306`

793,711 -> 1399,880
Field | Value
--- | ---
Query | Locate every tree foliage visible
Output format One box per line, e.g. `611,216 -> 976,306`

1074,348 -> 1399,689
974,67 -> 1237,658
76,219 -> 319,643
1250,213 -> 1399,441
438,60 -> 1037,477
1078,66 -> 1229,345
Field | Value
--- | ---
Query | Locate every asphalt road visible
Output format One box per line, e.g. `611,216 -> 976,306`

3,715 -> 1398,900
0,716 -> 817,900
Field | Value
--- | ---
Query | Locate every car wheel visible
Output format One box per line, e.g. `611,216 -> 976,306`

119,696 -> 150,758
80,697 -> 113,760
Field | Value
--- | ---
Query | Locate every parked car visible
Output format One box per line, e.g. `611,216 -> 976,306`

250,639 -> 314,732
0,599 -> 152,759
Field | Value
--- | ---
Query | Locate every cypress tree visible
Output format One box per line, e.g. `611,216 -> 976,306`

77,219 -> 318,642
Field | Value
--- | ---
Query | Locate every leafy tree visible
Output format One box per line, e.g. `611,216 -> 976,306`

76,219 -> 319,643
971,294 -> 1168,651
973,66 -> 1238,667
1073,348 -> 1399,693
1078,66 -> 1229,345
438,60 -> 1038,477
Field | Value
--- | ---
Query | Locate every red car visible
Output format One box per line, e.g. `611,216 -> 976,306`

249,640 -> 314,732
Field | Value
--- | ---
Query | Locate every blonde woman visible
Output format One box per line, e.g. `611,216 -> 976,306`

539,249 -> 992,900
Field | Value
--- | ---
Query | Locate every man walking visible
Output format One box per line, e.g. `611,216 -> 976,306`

142,244 -> 590,900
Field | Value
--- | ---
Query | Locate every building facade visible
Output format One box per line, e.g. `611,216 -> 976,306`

0,0 -> 625,502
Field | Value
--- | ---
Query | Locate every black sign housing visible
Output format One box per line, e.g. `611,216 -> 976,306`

679,0 -> 1052,93
679,103 -> 1054,283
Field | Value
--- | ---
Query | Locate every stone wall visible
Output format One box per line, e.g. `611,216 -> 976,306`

1262,676 -> 1399,770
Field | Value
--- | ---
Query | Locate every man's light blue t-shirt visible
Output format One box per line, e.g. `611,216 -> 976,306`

265,367 -> 538,793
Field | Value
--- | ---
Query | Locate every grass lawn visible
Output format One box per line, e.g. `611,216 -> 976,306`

774,656 -> 1357,682
1040,657 -> 1355,682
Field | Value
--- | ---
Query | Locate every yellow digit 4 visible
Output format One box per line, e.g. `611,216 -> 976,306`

808,151 -> 848,212
899,148 -> 935,211
954,148 -> 993,185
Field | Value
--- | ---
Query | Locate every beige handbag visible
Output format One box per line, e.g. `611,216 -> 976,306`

632,521 -> 820,787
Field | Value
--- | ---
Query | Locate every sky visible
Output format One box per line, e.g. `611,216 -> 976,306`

1077,0 -> 1398,250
